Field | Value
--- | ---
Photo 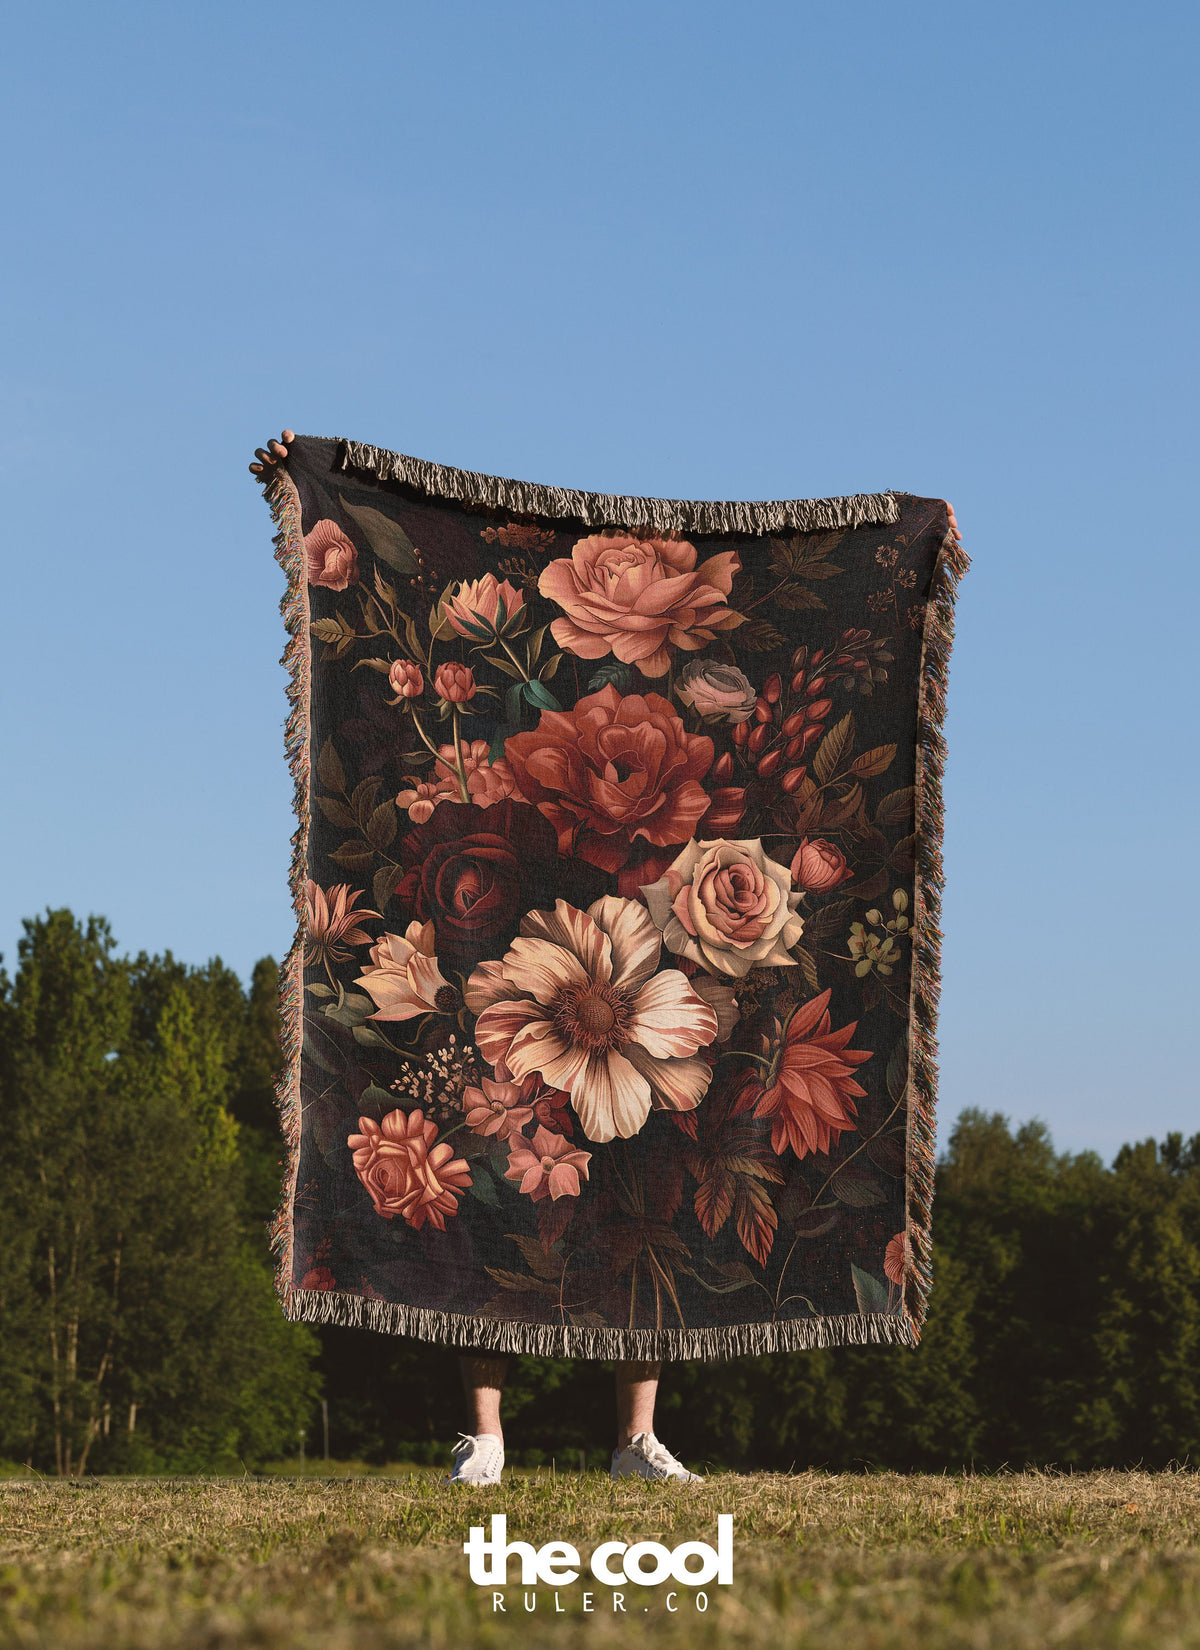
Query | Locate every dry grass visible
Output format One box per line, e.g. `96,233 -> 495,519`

2,1469 -> 1199,1648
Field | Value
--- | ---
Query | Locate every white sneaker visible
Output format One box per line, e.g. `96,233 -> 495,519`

610,1431 -> 703,1482
446,1432 -> 504,1485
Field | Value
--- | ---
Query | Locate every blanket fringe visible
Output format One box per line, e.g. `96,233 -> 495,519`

334,439 -> 901,536
905,521 -> 971,1334
264,466 -> 310,1318
283,1289 -> 918,1360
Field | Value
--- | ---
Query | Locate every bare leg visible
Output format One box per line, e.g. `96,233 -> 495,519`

459,1354 -> 508,1443
615,1360 -> 661,1447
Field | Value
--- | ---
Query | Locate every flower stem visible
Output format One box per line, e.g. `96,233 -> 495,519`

408,707 -> 443,762
450,708 -> 470,802
494,633 -> 533,682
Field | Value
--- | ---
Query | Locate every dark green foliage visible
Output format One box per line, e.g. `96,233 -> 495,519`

0,911 -> 319,1475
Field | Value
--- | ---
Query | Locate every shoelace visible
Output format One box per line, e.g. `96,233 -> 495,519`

635,1434 -> 680,1473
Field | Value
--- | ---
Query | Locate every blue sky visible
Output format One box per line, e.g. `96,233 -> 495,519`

2,2 -> 1196,1156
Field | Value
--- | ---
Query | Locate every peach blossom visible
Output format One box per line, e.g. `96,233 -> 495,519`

433,661 -> 477,703
539,533 -> 743,678
303,882 -> 381,969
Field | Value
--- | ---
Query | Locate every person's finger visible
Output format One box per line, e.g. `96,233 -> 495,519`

255,447 -> 277,466
281,429 -> 295,444
249,462 -> 265,475
268,439 -> 288,458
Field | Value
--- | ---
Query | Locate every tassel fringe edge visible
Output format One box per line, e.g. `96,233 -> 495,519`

334,439 -> 901,535
282,1290 -> 918,1360
904,522 -> 970,1335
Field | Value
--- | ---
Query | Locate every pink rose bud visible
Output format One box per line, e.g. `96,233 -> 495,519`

781,765 -> 807,793
756,749 -> 782,778
443,573 -> 525,638
800,724 -> 823,753
754,698 -> 773,723
732,720 -> 750,748
806,676 -> 828,698
806,697 -> 833,721
433,661 -> 477,703
712,751 -> 735,782
791,670 -> 807,694
748,723 -> 771,754
763,673 -> 782,703
389,659 -> 424,699
786,734 -> 805,758
782,710 -> 804,737
790,836 -> 852,893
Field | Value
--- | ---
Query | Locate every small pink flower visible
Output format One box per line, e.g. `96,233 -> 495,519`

444,573 -> 525,637
884,1231 -> 911,1287
394,778 -> 443,824
462,1075 -> 538,1140
433,661 -> 477,703
305,520 -> 359,591
790,837 -> 853,894
389,659 -> 424,699
504,1125 -> 592,1202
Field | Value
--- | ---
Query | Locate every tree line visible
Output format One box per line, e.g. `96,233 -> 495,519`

2,910 -> 1197,1474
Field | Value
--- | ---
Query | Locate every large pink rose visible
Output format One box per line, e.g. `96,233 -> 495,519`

643,838 -> 804,978
305,519 -> 359,591
790,837 -> 852,893
539,534 -> 743,677
347,1108 -> 472,1230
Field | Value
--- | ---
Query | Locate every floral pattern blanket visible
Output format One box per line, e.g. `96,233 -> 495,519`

265,438 -> 967,1358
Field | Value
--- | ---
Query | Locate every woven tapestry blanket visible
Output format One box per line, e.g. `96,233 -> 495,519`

264,438 -> 967,1359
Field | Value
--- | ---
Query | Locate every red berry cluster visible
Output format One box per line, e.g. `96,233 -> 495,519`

728,645 -> 834,797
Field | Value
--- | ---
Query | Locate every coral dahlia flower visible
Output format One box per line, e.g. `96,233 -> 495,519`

355,921 -> 455,1021
462,1074 -> 540,1140
505,1125 -> 592,1201
735,988 -> 871,1159
884,1231 -> 911,1287
348,1108 -> 472,1230
465,896 -> 718,1143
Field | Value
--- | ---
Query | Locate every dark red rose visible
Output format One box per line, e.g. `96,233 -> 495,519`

395,798 -> 559,968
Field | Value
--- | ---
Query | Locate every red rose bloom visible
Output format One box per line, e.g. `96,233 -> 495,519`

505,685 -> 736,877
395,797 -> 559,969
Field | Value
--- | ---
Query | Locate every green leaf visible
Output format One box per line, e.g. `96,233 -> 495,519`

351,777 -> 381,825
328,839 -> 375,872
372,861 -> 398,912
523,678 -> 561,712
886,1039 -> 910,1105
874,786 -> 915,827
812,713 -> 854,785
358,1083 -> 395,1112
795,947 -> 820,993
338,494 -> 419,575
867,1129 -> 908,1177
310,618 -> 346,643
351,1023 -> 391,1048
317,737 -> 346,793
528,624 -> 549,666
322,991 -> 378,1029
365,801 -> 397,852
585,661 -> 633,694
304,982 -> 335,999
851,1263 -> 891,1315
831,1164 -> 887,1207
849,744 -> 897,779
489,654 -> 526,680
539,652 -> 563,681
316,795 -> 358,831
466,1166 -> 501,1206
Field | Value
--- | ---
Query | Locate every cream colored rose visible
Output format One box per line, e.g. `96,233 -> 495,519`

642,838 -> 804,978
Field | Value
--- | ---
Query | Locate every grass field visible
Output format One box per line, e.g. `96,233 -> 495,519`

2,1469 -> 1199,1648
